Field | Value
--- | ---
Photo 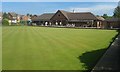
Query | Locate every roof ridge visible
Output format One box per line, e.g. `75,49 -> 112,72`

70,12 -> 92,14
58,10 -> 71,13
58,10 -> 70,20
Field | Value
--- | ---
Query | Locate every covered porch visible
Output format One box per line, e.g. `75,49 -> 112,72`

67,20 -> 95,27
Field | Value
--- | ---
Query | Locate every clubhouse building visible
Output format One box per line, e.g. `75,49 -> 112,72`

32,10 -> 105,28
32,10 -> 120,29
104,18 -> 120,29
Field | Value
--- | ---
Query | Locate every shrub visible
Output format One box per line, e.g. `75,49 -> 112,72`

2,19 -> 9,26
20,20 -> 27,25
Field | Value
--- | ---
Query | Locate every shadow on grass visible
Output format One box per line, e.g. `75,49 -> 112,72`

78,48 -> 106,71
78,30 -> 120,71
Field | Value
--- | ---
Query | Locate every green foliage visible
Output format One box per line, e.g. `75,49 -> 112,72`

113,6 -> 120,18
27,13 -> 30,16
30,14 -> 32,17
2,19 -> 9,26
3,12 -> 9,19
96,15 -> 100,17
102,14 -> 112,19
102,14 -> 108,18
20,20 -> 27,25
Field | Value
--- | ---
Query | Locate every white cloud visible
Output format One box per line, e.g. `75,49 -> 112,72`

69,5 -> 117,16
2,0 -> 120,2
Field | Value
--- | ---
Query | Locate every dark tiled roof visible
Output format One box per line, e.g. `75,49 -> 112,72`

105,18 -> 120,22
96,16 -> 105,21
32,13 -> 54,21
8,12 -> 17,17
67,12 -> 98,20
0,12 -> 2,17
59,10 -> 71,19
56,10 -> 98,20
32,10 -> 98,21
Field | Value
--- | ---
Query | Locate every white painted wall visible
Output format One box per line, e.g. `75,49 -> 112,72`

9,20 -> 17,24
45,22 -> 48,26
0,17 -> 2,23
12,20 -> 17,23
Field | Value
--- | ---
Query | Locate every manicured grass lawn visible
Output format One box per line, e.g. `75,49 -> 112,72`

2,26 -> 118,70
0,26 -> 2,71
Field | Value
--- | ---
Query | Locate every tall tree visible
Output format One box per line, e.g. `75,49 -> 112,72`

27,13 -> 30,16
3,12 -> 9,19
102,14 -> 108,19
113,2 -> 120,18
113,6 -> 120,18
33,15 -> 37,17
29,14 -> 32,17
102,14 -> 112,19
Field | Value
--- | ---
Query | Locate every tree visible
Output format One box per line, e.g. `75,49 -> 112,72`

27,13 -> 30,16
102,14 -> 108,19
30,14 -> 32,17
3,12 -> 9,19
102,14 -> 112,19
113,6 -> 120,18
33,15 -> 37,17
96,15 -> 100,17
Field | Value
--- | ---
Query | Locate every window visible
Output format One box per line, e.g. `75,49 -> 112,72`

58,14 -> 60,16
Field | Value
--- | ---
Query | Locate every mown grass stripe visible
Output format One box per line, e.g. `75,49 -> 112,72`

2,26 -> 118,70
